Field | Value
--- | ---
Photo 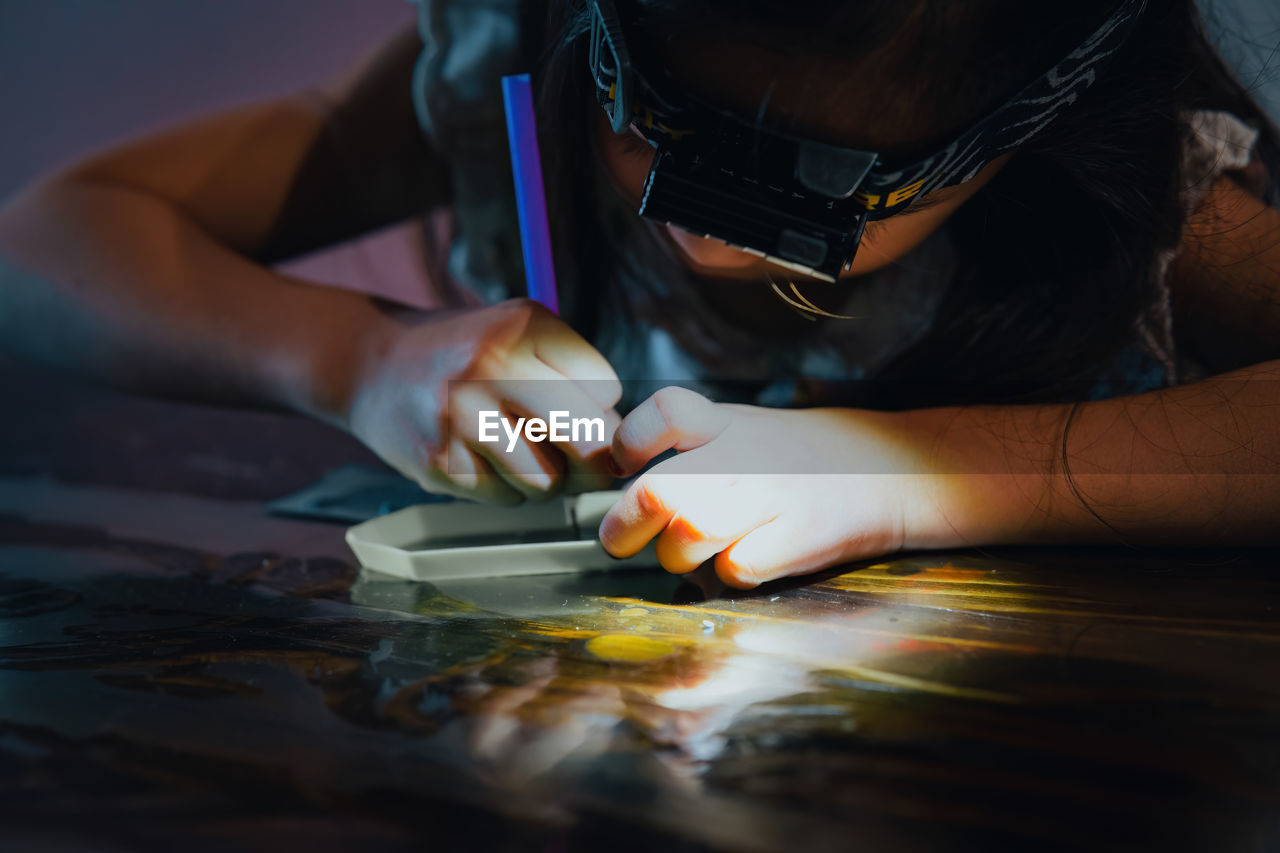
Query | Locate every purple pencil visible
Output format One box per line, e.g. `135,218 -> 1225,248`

501,74 -> 560,315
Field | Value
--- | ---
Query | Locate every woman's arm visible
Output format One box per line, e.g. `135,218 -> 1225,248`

0,26 -> 445,423
596,370 -> 1280,588
599,183 -> 1280,584
0,25 -> 625,502
901,358 -> 1280,549
920,175 -> 1280,547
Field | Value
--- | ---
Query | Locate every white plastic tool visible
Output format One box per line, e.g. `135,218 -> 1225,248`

345,490 -> 658,581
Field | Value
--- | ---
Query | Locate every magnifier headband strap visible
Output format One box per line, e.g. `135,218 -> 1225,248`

861,0 -> 1149,216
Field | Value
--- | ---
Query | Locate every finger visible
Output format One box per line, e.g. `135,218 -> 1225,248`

451,384 -> 564,500
421,439 -> 524,506
598,473 -> 682,558
528,308 -> 623,409
495,366 -> 619,485
715,518 -> 849,589
653,479 -> 777,573
611,386 -> 731,476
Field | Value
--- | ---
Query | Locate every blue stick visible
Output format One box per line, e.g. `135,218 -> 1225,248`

502,74 -> 560,315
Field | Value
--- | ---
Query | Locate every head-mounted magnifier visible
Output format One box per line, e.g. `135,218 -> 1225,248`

589,0 -> 1147,282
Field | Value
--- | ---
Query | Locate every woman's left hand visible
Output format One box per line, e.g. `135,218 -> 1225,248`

599,387 -> 944,588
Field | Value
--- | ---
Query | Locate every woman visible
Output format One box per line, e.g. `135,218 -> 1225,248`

1,0 -> 1278,587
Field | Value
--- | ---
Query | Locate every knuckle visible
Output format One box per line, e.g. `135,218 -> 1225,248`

650,386 -> 689,426
632,476 -> 669,518
666,513 -> 718,545
469,345 -> 510,378
498,297 -> 543,328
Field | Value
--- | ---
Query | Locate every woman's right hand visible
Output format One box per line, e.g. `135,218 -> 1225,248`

347,298 -> 622,505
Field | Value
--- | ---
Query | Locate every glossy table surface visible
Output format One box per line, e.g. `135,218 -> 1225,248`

3,360 -> 1279,852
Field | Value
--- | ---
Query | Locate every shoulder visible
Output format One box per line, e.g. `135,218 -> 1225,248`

1171,174 -> 1280,371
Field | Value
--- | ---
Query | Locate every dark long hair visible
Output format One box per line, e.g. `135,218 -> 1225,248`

532,0 -> 1280,409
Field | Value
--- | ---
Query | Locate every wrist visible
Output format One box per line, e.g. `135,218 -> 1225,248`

889,404 -> 1069,550
290,297 -> 401,432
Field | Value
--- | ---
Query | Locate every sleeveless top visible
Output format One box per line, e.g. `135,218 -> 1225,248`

406,0 -> 1262,410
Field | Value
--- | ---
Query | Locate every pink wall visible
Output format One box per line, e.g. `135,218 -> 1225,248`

0,0 -> 435,306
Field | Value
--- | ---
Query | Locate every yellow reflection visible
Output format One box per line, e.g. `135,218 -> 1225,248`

586,633 -> 676,662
